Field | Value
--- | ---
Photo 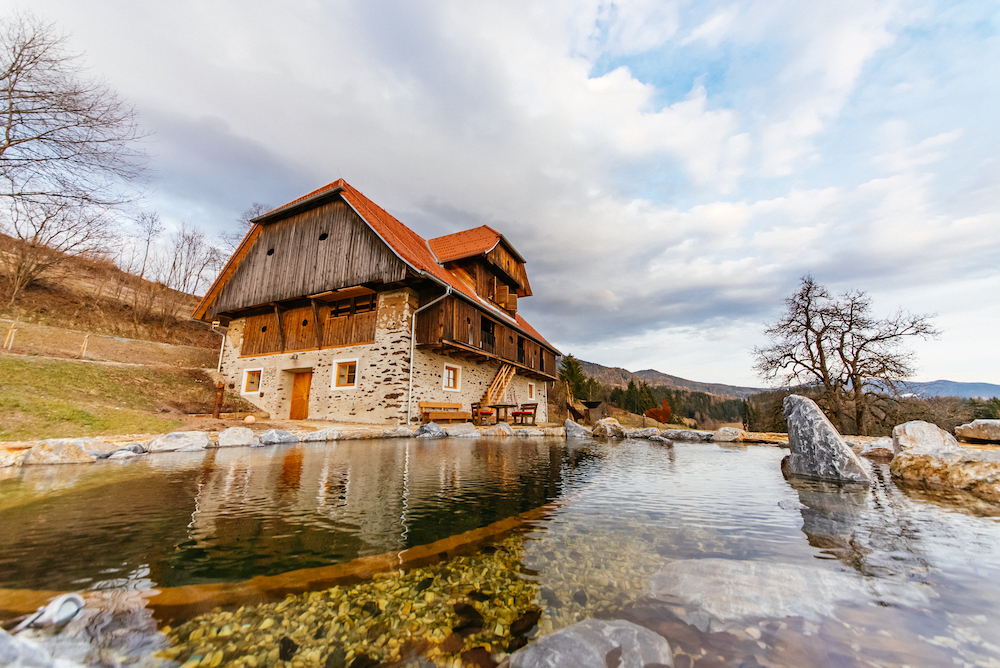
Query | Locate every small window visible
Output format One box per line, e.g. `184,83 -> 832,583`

242,369 -> 263,393
332,359 -> 359,390
443,364 -> 461,392
527,382 -> 535,400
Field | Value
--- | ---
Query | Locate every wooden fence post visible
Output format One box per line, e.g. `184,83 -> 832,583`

79,333 -> 90,358
213,381 -> 225,419
3,324 -> 16,351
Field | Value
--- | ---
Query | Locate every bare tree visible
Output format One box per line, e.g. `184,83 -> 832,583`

0,13 -> 145,208
162,223 -> 223,297
0,13 -> 144,304
221,202 -> 271,252
753,276 -> 938,434
0,198 -> 112,304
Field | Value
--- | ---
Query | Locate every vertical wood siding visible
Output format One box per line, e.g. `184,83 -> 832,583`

210,200 -> 407,317
240,305 -> 376,356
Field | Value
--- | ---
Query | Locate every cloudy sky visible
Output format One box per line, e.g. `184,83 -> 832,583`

18,0 -> 1000,387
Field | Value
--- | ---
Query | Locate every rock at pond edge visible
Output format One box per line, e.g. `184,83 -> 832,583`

782,395 -> 871,485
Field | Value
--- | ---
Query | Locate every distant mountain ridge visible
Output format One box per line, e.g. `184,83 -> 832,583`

578,360 -> 1000,400
578,360 -> 763,398
903,379 -> 1000,399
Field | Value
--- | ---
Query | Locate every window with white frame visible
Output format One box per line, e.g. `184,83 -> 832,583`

242,368 -> 263,394
443,363 -> 461,392
331,358 -> 359,390
527,382 -> 535,400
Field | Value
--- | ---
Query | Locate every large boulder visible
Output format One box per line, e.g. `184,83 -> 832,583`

955,419 -> 1000,443
781,395 -> 871,485
217,427 -> 258,447
660,429 -> 713,442
382,426 -> 413,438
23,440 -> 96,465
891,446 -> 1000,503
712,427 -> 747,443
646,558 -> 927,633
507,619 -> 673,668
592,418 -> 627,439
415,422 -> 446,439
483,422 -> 514,437
444,423 -> 480,438
146,431 -> 213,453
892,421 -> 960,455
564,419 -> 591,439
259,429 -> 298,445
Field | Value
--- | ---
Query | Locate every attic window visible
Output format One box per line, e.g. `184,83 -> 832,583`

319,232 -> 328,241
267,248 -> 274,256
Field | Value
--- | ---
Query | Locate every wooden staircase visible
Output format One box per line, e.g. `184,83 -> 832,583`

482,363 -> 516,407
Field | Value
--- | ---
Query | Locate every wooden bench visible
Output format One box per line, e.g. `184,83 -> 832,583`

419,401 -> 471,424
511,403 -> 538,425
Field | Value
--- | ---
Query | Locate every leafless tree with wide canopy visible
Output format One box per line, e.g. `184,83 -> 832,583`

753,275 -> 938,435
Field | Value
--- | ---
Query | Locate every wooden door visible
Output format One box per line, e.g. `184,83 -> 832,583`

290,371 -> 312,420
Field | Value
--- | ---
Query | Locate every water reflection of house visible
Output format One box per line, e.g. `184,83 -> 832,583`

181,442 -> 567,560
192,180 -> 560,424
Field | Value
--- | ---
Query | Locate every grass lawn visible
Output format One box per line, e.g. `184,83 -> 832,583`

0,356 -> 223,441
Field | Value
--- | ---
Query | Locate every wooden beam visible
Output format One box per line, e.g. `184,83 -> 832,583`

274,305 -> 286,353
310,299 -> 324,350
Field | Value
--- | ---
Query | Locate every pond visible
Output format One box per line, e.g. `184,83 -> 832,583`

1,437 -> 999,667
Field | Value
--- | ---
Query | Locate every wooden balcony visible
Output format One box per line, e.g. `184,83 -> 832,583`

415,296 -> 557,381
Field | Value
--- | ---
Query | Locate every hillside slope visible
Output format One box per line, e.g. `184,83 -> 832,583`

579,360 -> 762,398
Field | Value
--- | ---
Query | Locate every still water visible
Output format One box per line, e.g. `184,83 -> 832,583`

1,437 -> 999,667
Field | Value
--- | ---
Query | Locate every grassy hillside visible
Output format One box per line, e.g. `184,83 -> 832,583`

0,356 -> 236,442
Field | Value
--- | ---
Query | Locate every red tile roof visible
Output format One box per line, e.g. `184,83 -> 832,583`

200,179 -> 557,352
427,225 -> 503,263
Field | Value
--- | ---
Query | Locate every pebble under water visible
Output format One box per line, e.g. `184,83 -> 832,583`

2,437 -> 1000,667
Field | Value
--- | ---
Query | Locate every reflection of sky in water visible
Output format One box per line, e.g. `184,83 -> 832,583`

520,441 -> 1000,667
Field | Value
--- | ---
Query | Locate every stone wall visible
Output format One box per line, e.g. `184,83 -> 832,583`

219,288 -> 550,425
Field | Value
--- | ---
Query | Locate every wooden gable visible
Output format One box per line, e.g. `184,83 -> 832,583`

204,199 -> 407,319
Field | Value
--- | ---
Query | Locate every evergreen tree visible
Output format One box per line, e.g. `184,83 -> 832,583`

559,354 -> 588,402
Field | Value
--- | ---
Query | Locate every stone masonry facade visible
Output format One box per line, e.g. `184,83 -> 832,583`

219,288 -> 549,425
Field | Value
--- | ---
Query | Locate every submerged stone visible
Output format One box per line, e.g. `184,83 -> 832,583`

516,428 -> 545,438
564,419 -> 590,438
646,558 -> 929,633
956,419 -> 1000,443
0,627 -> 85,668
507,619 -> 673,668
781,395 -> 870,485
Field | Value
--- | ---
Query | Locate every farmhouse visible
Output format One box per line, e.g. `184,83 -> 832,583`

193,179 -> 560,425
